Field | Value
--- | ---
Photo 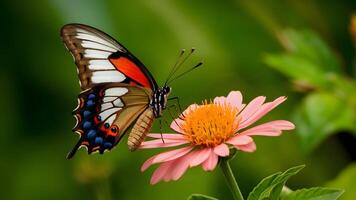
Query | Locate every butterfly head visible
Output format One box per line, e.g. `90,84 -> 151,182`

161,85 -> 171,109
162,86 -> 171,96
160,85 -> 171,109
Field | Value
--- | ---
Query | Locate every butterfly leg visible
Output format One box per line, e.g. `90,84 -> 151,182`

167,96 -> 187,119
159,119 -> 165,143
161,112 -> 183,137
168,96 -> 183,113
166,104 -> 179,119
165,105 -> 184,135
162,117 -> 171,129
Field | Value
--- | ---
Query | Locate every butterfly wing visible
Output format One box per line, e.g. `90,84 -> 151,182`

60,23 -> 158,90
60,23 -> 159,158
67,84 -> 152,159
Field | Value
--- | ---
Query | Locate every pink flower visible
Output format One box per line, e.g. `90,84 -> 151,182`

140,91 -> 295,184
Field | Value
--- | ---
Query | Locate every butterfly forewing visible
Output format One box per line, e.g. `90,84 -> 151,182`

60,23 -> 158,90
61,24 -> 123,89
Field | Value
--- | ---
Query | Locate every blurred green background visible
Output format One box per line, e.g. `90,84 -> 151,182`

1,0 -> 355,199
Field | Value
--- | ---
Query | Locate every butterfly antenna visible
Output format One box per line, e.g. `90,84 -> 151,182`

165,49 -> 186,86
167,61 -> 203,84
165,48 -> 196,85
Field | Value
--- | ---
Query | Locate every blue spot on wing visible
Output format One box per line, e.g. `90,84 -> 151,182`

83,121 -> 92,129
83,110 -> 91,118
103,142 -> 113,149
95,137 -> 103,145
88,94 -> 96,100
87,130 -> 96,139
86,100 -> 95,107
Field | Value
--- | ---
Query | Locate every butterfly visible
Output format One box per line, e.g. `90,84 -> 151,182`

61,23 -> 201,159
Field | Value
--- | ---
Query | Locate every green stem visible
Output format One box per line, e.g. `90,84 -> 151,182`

220,158 -> 244,200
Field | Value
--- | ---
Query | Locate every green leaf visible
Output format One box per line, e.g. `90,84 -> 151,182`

248,173 -> 282,200
281,187 -> 343,200
187,194 -> 219,200
294,92 -> 355,153
264,54 -> 330,88
264,29 -> 342,90
280,29 -> 341,74
327,163 -> 356,200
247,165 -> 305,200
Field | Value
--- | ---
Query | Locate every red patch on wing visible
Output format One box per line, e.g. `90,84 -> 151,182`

109,57 -> 151,88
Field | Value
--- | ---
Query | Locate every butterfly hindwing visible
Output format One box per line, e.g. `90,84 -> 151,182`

67,83 -> 152,159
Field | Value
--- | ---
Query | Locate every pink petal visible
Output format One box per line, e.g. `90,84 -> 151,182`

161,158 -> 185,182
272,120 -> 295,130
152,146 -> 193,163
141,146 -> 193,171
226,135 -> 253,145
147,133 -> 185,140
226,91 -> 243,110
141,156 -> 155,171
213,91 -> 244,111
139,139 -> 189,149
235,141 -> 257,152
213,96 -> 226,104
180,104 -> 199,118
240,120 -> 295,137
239,96 -> 286,129
202,150 -> 218,171
150,160 -> 174,184
170,118 -> 185,133
162,165 -> 174,181
169,156 -> 191,180
213,143 -> 230,157
188,148 -> 212,167
239,96 -> 266,123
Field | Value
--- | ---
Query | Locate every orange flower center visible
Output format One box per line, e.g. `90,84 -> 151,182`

181,101 -> 239,147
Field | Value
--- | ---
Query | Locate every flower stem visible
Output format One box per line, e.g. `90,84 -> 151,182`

220,158 -> 244,200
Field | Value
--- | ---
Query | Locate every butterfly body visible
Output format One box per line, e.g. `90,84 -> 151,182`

127,107 -> 154,151
61,24 -> 172,158
125,86 -> 171,151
